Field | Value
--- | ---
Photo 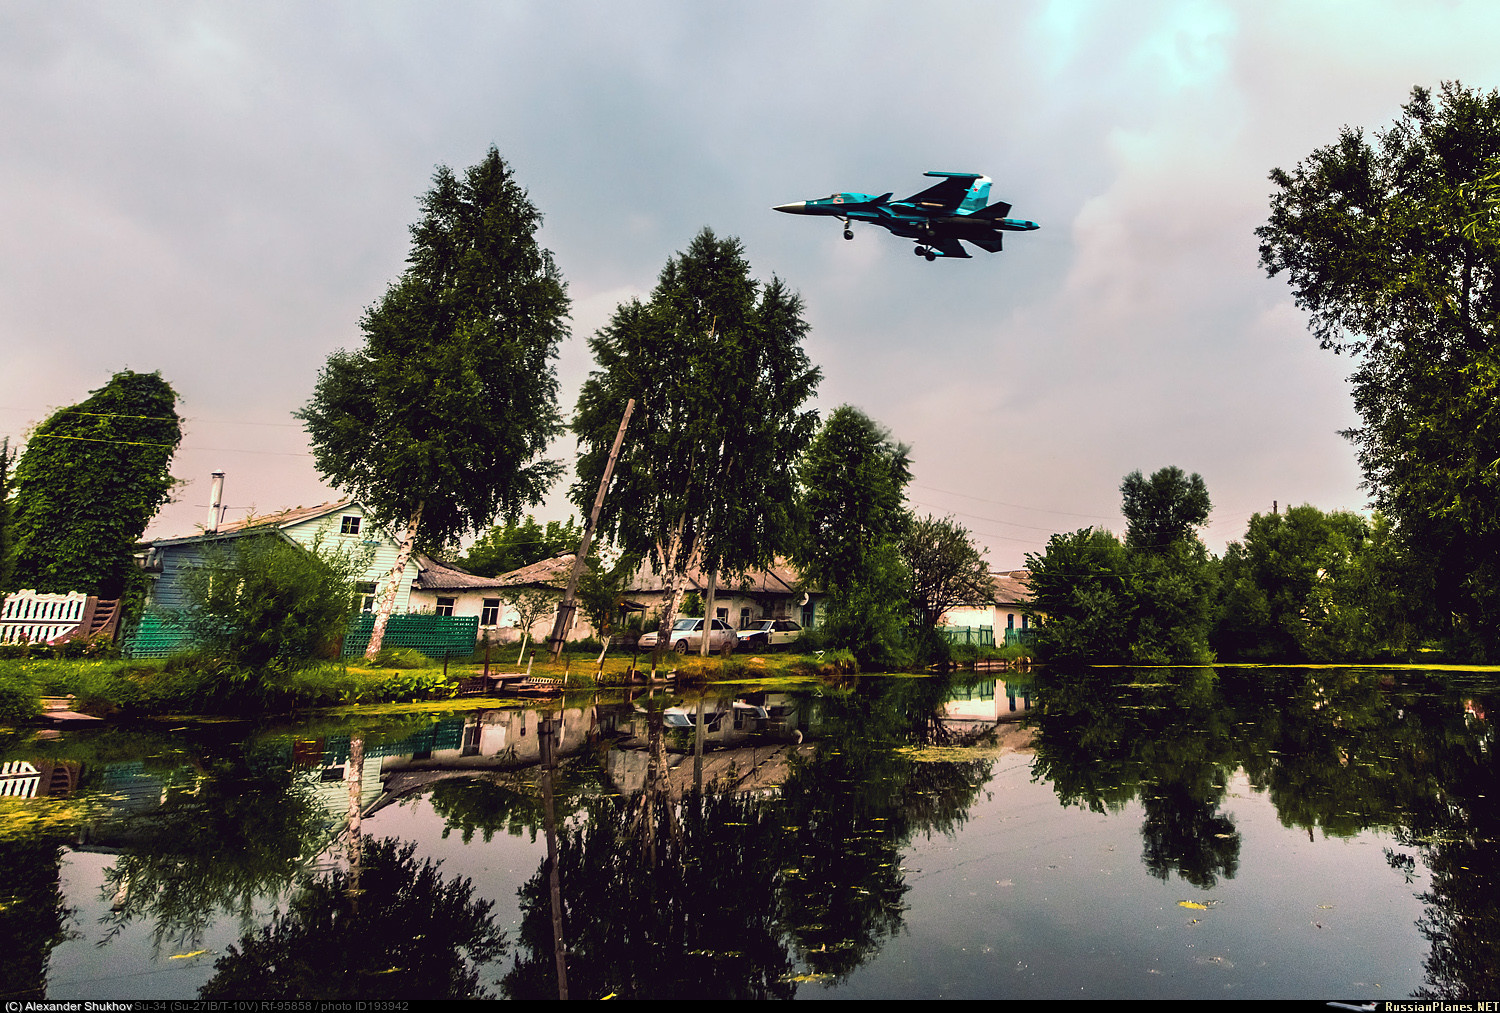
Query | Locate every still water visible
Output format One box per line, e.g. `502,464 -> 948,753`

3,666 -> 1495,1000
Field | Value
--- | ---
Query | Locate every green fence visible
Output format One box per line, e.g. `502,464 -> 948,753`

123,611 -> 480,660
939,625 -> 994,647
119,611 -> 193,659
341,613 -> 479,659
1003,627 -> 1038,648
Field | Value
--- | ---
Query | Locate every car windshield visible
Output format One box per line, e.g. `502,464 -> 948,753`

671,619 -> 698,630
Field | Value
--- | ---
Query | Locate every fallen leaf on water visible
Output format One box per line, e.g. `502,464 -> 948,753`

1178,900 -> 1211,910
169,950 -> 209,960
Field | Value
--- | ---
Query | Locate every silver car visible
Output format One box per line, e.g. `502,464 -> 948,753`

637,617 -> 737,654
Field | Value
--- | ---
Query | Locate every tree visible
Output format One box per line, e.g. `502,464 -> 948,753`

1025,527 -> 1135,665
8,371 -> 181,599
1213,504 -> 1414,661
570,229 -> 820,654
0,439 -> 15,599
900,515 -> 992,633
1027,467 -> 1216,665
794,406 -> 913,667
1120,466 -> 1211,552
175,531 -> 368,675
1257,82 -> 1500,656
299,148 -> 569,657
458,516 -> 581,577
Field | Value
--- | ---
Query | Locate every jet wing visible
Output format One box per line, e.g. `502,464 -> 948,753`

901,173 -> 983,211
929,236 -> 972,258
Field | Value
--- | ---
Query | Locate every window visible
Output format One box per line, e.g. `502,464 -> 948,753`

1007,613 -> 1015,629
739,607 -> 751,629
481,598 -> 500,626
436,597 -> 456,617
801,603 -> 816,628
339,515 -> 361,535
716,607 -> 729,622
355,582 -> 377,613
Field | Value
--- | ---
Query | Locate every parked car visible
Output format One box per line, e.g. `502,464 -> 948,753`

637,618 -> 737,654
736,619 -> 803,650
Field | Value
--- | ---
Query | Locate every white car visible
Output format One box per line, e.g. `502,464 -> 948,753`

736,619 -> 803,650
637,618 -> 737,654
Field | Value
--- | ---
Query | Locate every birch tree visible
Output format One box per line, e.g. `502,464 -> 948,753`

300,148 -> 568,656
570,230 -> 820,656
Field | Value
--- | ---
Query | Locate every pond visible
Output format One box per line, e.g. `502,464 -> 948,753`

2,666 -> 1495,1000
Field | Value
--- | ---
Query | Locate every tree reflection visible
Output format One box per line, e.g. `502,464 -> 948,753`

0,839 -> 74,1000
99,741 -> 330,952
200,837 -> 506,999
504,791 -> 795,1000
503,680 -> 992,997
1032,666 -> 1242,888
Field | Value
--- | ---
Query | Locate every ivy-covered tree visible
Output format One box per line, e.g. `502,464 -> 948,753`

8,370 -> 181,599
300,148 -> 569,657
1257,82 -> 1500,656
571,229 -> 820,652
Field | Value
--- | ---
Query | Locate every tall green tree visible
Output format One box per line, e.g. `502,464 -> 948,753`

300,148 -> 569,657
1027,466 -> 1216,665
1257,82 -> 1500,656
571,229 -> 820,651
1120,466 -> 1211,552
8,370 -> 181,599
794,406 -> 913,667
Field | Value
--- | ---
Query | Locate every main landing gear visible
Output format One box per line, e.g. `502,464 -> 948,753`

914,245 -> 937,261
839,218 -> 853,240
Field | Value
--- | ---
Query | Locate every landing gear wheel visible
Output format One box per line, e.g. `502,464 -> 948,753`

914,245 -> 927,257
843,229 -> 854,240
924,250 -> 937,261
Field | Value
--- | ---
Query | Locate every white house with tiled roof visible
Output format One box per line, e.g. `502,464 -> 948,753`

408,554 -> 603,644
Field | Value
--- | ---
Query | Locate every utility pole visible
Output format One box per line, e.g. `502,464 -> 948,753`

548,399 -> 635,660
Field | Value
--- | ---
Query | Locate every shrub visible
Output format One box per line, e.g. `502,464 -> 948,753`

174,531 -> 370,673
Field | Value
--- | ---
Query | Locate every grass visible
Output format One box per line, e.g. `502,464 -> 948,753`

0,646 -> 873,722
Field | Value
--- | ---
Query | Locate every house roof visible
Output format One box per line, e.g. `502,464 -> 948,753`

411,554 -> 513,592
625,557 -> 809,596
493,554 -> 582,589
149,499 -> 364,547
990,569 -> 1032,606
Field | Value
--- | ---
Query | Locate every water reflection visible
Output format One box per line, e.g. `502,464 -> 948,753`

3,669 -> 1497,998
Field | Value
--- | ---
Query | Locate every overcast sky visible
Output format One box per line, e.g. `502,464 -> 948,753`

5,1 -> 1500,567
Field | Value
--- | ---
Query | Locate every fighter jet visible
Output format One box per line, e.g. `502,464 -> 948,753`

774,171 -> 1038,260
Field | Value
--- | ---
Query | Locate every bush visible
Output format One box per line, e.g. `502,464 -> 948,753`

174,531 -> 370,673
0,666 -> 40,723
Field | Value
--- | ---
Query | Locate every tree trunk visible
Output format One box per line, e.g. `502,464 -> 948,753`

651,515 -> 688,675
699,569 -> 718,657
366,500 -> 423,659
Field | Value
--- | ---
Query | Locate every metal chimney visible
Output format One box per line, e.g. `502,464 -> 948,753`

207,471 -> 225,532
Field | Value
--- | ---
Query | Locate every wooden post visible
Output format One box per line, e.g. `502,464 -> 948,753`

549,399 -> 635,659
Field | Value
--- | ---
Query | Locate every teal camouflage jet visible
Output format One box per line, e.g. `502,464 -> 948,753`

774,171 -> 1038,260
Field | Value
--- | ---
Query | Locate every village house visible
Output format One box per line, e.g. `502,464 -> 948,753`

939,569 -> 1035,644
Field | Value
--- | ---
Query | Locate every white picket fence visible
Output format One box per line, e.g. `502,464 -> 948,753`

0,589 -> 90,644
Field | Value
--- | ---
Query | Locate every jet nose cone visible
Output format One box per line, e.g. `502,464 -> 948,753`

772,201 -> 809,214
